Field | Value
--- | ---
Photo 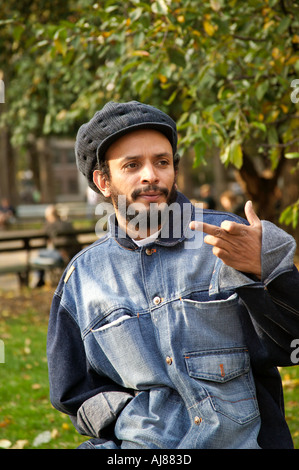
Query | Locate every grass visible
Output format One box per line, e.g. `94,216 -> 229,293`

0,286 -> 298,449
0,287 -> 85,449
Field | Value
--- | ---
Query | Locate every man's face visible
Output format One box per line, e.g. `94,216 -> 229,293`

93,129 -> 177,237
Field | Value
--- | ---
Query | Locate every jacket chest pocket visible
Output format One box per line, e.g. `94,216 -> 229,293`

184,348 -> 260,424
86,312 -> 170,390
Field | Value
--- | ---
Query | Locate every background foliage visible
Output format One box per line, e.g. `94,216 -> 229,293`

1,0 -> 299,221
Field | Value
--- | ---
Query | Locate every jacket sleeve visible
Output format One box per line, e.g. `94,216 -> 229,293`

218,220 -> 299,367
47,291 -> 133,437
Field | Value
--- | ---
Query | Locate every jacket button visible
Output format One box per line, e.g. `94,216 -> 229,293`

166,356 -> 173,365
153,296 -> 161,305
145,248 -> 153,255
194,416 -> 202,425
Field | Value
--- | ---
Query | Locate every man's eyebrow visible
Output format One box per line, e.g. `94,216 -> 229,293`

121,152 -> 172,161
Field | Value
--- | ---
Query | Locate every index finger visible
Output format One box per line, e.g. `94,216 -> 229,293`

189,221 -> 226,237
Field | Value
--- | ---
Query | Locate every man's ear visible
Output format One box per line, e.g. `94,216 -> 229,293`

93,170 -> 111,198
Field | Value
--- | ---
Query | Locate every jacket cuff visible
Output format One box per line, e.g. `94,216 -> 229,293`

75,391 -> 133,437
261,220 -> 296,285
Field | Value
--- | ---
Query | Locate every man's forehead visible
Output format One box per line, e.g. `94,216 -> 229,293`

105,129 -> 173,161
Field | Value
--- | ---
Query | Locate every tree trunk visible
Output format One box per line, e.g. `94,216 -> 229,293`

0,126 -> 18,206
36,137 -> 56,203
236,151 -> 285,223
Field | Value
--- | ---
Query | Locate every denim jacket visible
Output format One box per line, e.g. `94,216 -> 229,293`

47,192 -> 299,449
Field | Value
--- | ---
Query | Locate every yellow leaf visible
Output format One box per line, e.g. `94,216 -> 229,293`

51,428 -> 59,438
292,35 -> 299,44
158,74 -> 167,84
62,422 -> 70,430
11,440 -> 28,449
132,50 -> 150,57
264,20 -> 275,30
286,56 -> 299,65
272,47 -> 280,60
203,20 -> 217,36
57,110 -> 67,121
210,0 -> 221,11
32,383 -> 41,390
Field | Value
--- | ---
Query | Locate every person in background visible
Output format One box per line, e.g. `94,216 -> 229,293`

220,189 -> 245,217
0,198 -> 15,229
34,205 -> 81,287
198,184 -> 216,210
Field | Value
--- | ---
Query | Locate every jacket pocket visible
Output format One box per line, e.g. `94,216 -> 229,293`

184,348 -> 260,424
91,315 -> 131,332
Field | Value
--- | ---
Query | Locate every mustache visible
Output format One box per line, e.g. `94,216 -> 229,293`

131,185 -> 169,201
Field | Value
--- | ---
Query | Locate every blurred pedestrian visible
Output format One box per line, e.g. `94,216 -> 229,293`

33,205 -> 81,287
0,198 -> 15,229
198,184 -> 216,209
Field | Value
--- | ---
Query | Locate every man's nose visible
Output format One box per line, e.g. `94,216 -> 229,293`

140,163 -> 159,184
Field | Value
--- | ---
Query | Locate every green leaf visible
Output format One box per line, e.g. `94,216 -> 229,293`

269,147 -> 280,170
151,0 -> 169,14
279,202 -> 299,229
193,141 -> 207,167
230,141 -> 243,169
267,126 -> 278,145
164,90 -> 178,106
220,141 -> 243,169
251,121 -> 266,133
276,16 -> 291,35
220,145 -> 230,166
256,80 -> 269,101
285,152 -> 299,159
166,47 -> 186,68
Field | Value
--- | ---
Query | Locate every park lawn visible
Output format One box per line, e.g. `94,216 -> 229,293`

0,287 -> 85,449
0,287 -> 298,449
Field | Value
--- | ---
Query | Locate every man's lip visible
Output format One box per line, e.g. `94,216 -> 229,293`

137,193 -> 162,200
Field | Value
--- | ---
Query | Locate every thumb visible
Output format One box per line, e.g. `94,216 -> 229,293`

244,200 -> 261,226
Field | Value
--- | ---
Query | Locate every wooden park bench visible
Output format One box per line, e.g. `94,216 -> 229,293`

0,227 -> 98,288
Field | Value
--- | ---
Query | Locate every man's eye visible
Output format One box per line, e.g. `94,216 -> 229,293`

125,162 -> 138,170
158,160 -> 169,166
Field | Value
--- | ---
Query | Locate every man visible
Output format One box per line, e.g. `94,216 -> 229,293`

47,101 -> 299,449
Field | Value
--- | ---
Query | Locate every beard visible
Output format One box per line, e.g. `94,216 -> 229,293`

109,182 -> 178,238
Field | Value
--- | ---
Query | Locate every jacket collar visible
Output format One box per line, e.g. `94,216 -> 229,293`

107,191 -> 196,250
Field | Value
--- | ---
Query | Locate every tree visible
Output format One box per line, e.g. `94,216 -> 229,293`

1,0 -> 299,224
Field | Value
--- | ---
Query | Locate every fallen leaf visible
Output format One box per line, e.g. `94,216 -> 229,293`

51,428 -> 59,438
11,440 -> 28,449
32,383 -> 41,390
0,417 -> 11,428
33,431 -> 52,447
0,439 -> 12,449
